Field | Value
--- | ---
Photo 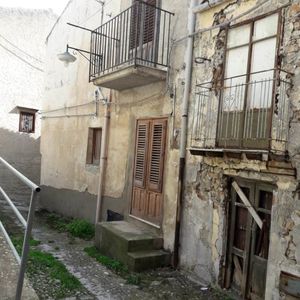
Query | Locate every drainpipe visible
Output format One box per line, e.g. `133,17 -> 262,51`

173,0 -> 197,268
173,0 -> 225,267
95,91 -> 111,224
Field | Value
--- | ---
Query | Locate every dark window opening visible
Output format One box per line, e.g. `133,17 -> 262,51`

86,128 -> 102,165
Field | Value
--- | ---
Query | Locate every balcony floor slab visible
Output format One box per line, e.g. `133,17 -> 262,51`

91,65 -> 167,90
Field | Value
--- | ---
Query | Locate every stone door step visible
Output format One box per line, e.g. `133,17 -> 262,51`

95,221 -> 170,271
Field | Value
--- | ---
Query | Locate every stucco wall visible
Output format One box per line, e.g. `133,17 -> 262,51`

0,8 -> 56,208
40,0 -> 188,251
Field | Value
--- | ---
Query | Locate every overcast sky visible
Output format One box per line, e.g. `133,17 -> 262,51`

0,0 -> 69,15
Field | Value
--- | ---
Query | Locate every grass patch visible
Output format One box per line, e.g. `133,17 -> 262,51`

66,219 -> 95,240
44,212 -> 95,240
84,246 -> 141,285
12,236 -> 84,298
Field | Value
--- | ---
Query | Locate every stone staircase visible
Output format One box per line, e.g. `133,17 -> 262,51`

95,221 -> 170,271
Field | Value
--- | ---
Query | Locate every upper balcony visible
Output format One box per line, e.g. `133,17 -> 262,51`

190,69 -> 293,157
89,1 -> 174,90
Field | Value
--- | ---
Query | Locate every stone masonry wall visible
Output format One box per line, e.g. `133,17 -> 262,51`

181,0 -> 300,298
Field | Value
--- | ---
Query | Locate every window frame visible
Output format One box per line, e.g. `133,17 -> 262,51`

217,9 -> 282,149
86,127 -> 102,166
19,111 -> 36,133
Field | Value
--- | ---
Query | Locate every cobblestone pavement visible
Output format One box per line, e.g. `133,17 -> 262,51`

32,214 -> 233,300
0,230 -> 38,300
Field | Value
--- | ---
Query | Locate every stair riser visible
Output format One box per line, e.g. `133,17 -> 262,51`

128,238 -> 163,252
127,254 -> 171,272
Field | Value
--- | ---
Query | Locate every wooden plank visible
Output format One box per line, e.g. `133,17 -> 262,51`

233,255 -> 243,286
232,181 -> 263,229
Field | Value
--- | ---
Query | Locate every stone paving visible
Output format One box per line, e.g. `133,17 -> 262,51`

0,207 -> 234,300
0,230 -> 38,300
32,214 -> 233,300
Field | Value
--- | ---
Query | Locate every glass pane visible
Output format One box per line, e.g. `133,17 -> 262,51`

227,24 -> 251,48
233,206 -> 248,250
253,14 -> 278,41
248,38 -> 276,108
225,46 -> 249,78
259,190 -> 273,210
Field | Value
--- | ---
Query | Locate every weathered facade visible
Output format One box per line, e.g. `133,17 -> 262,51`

182,0 -> 300,299
40,0 -> 300,297
40,0 -> 187,253
0,8 -> 56,208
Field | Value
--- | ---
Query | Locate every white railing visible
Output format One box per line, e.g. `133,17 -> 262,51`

0,156 -> 40,300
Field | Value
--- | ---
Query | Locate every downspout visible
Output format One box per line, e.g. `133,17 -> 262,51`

173,0 -> 226,267
95,91 -> 111,224
173,0 -> 197,267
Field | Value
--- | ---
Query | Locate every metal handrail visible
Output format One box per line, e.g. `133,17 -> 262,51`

0,156 -> 40,300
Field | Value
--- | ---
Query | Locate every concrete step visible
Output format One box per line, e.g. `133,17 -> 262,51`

127,249 -> 171,272
95,220 -> 169,271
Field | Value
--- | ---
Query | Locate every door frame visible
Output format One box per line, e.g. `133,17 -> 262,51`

224,178 -> 274,299
129,116 -> 168,229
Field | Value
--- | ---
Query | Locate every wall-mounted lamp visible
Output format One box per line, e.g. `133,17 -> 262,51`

58,44 -> 102,67
58,23 -> 103,67
195,57 -> 211,64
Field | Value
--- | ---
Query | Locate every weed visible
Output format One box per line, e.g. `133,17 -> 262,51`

84,246 -> 141,286
46,213 -> 69,232
66,219 -> 95,240
84,246 -> 127,274
127,274 -> 142,285
12,236 -> 84,298
45,212 -> 95,240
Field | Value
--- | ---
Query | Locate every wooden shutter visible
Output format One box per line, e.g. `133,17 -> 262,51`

130,0 -> 156,50
133,120 -> 149,188
143,0 -> 156,44
147,119 -> 167,192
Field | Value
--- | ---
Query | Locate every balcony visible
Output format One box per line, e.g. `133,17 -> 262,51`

190,69 -> 293,156
89,1 -> 174,90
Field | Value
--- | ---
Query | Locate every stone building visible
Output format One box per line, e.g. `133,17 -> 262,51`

183,0 -> 300,299
0,8 -> 56,209
40,0 -> 187,270
40,0 -> 300,298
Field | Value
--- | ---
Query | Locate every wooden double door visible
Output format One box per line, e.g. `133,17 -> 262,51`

226,180 -> 273,299
130,118 -> 167,226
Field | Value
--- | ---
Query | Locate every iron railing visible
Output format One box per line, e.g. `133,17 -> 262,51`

191,69 -> 293,151
89,1 -> 174,81
0,157 -> 40,300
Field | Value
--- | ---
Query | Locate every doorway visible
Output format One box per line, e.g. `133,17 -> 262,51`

130,118 -> 167,226
225,179 -> 273,299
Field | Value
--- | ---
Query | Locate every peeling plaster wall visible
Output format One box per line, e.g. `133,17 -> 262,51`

181,0 -> 300,298
0,7 -> 56,207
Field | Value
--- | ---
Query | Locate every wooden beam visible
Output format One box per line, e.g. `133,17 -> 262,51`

232,181 -> 263,229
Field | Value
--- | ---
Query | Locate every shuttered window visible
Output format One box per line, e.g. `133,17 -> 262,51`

133,118 -> 167,192
130,0 -> 157,50
147,119 -> 167,192
133,121 -> 149,187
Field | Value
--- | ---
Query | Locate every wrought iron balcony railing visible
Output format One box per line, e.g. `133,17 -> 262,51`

89,1 -> 174,82
191,69 -> 293,152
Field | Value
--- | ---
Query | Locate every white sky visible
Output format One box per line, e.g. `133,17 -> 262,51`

0,0 -> 69,15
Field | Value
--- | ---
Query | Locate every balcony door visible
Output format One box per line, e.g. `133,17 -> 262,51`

130,0 -> 159,65
217,13 -> 279,149
130,118 -> 167,226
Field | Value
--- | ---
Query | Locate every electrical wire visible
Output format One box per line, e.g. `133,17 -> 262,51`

0,33 -> 44,63
0,43 -> 44,72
